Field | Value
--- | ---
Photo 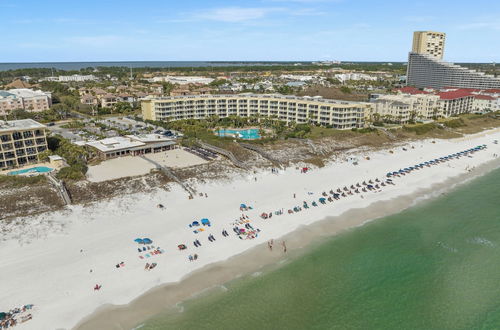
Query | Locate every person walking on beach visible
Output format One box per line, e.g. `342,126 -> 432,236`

293,193 -> 296,199
268,240 -> 273,251
282,241 -> 287,253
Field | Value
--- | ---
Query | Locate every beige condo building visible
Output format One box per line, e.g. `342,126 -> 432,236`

371,94 -> 440,124
412,31 -> 446,59
0,119 -> 48,170
0,89 -> 52,116
141,94 -> 368,130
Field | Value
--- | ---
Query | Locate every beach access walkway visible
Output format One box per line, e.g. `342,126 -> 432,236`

198,141 -> 249,170
139,156 -> 196,196
238,142 -> 282,168
47,172 -> 72,205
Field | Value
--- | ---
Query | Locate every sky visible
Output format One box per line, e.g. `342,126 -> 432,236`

0,0 -> 499,63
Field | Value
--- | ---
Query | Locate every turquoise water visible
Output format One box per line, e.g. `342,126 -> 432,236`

217,128 -> 261,140
8,166 -> 53,175
141,166 -> 500,330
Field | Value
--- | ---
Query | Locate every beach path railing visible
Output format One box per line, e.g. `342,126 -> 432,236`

238,142 -> 281,168
47,172 -> 72,205
139,155 -> 196,197
198,141 -> 249,170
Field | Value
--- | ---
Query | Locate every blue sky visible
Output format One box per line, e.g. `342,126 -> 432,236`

0,0 -> 498,63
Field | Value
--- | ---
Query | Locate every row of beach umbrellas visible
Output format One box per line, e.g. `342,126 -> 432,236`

387,145 -> 486,177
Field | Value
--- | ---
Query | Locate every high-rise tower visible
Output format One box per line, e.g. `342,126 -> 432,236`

406,31 -> 500,89
412,31 -> 446,59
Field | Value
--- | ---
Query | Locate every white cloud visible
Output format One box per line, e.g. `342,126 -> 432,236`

403,15 -> 435,23
194,7 -> 283,23
65,35 -> 124,47
457,21 -> 500,31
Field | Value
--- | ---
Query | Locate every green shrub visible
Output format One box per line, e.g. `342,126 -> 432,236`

0,175 -> 46,187
56,165 -> 86,181
443,118 -> 466,128
403,123 -> 437,135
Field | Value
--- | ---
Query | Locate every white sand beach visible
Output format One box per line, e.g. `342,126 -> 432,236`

1,129 -> 500,330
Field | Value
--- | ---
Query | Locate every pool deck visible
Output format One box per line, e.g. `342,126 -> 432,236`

0,161 -> 63,177
216,127 -> 261,140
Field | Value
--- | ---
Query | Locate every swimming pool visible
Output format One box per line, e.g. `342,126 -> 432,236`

217,128 -> 261,140
8,166 -> 53,176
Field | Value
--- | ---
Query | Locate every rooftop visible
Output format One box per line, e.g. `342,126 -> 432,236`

437,90 -> 473,100
0,119 -> 46,133
126,134 -> 174,143
473,94 -> 495,100
144,93 -> 365,106
0,88 -> 51,99
86,137 -> 144,153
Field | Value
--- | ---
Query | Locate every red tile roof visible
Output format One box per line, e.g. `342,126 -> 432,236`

484,89 -> 500,94
437,89 -> 473,100
474,94 -> 495,100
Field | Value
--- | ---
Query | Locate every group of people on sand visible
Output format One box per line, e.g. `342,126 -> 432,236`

188,254 -> 199,261
0,304 -> 34,329
267,240 -> 286,253
144,263 -> 157,271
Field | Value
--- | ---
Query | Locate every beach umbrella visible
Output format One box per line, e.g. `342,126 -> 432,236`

0,312 -> 7,320
142,238 -> 153,244
134,238 -> 144,244
201,218 -> 210,225
240,203 -> 247,208
191,221 -> 200,226
319,197 -> 326,202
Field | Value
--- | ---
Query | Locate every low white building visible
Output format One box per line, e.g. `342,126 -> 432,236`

335,73 -> 377,83
43,75 -> 98,82
151,76 -> 214,85
85,134 -> 176,159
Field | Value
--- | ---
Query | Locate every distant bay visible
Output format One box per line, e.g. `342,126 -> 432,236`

0,61 -> 307,71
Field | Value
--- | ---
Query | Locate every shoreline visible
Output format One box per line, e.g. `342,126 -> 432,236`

1,129 -> 500,330
76,155 -> 500,330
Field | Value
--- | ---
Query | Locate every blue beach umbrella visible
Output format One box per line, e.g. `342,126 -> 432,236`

142,238 -> 153,244
134,238 -> 144,244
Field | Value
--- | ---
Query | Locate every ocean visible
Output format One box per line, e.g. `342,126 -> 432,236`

140,166 -> 500,330
0,61 -> 303,71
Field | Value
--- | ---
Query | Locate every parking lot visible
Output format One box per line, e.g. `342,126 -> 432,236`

46,115 -> 181,143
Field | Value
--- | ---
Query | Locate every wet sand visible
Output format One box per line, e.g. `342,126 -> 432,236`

76,157 -> 500,330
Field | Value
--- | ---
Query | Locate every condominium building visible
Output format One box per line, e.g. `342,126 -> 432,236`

437,90 -> 475,117
370,94 -> 440,123
472,95 -> 498,113
0,119 -> 48,170
407,31 -> 500,89
0,89 -> 52,115
412,31 -> 446,59
142,94 -> 368,129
